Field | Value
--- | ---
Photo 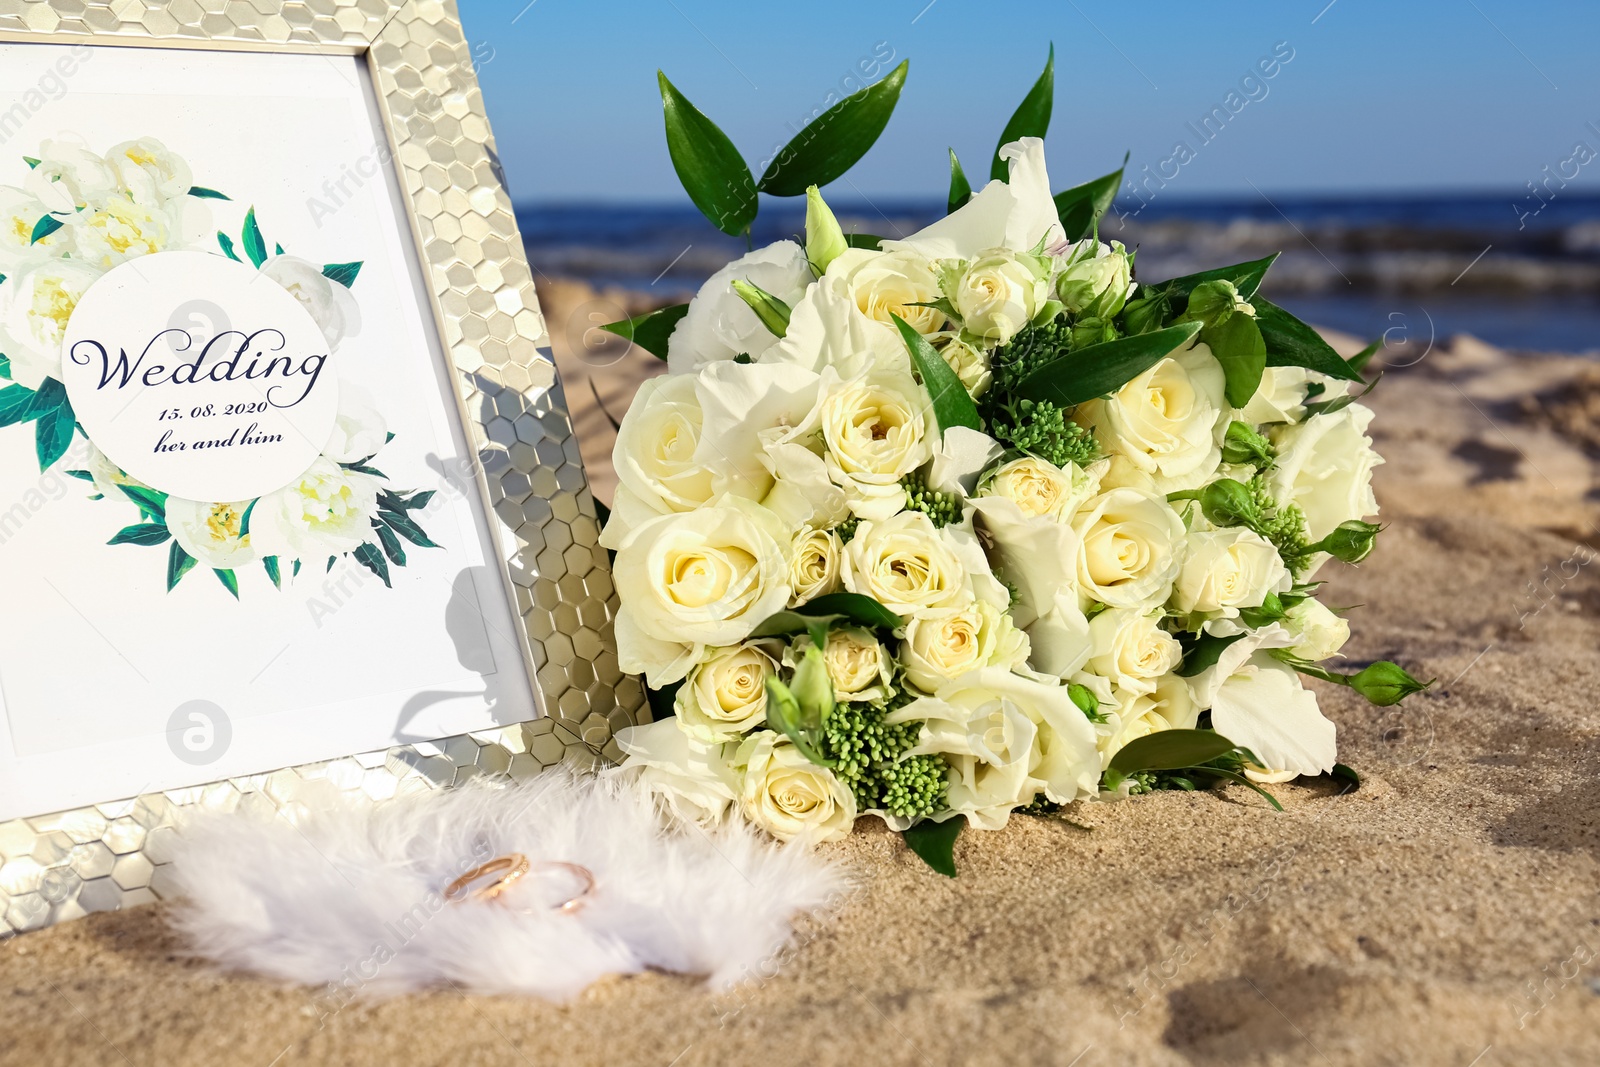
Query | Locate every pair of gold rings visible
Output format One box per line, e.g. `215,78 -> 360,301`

443,853 -> 595,913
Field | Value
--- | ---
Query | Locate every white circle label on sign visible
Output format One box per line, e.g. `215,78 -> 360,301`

60,250 -> 339,503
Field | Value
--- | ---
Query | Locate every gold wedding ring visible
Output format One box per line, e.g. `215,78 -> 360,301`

443,853 -> 595,913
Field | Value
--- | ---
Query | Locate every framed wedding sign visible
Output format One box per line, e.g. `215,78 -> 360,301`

0,0 -> 641,935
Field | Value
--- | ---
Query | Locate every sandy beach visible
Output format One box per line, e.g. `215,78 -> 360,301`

3,283 -> 1598,1067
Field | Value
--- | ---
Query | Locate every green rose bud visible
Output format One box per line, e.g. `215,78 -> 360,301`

1181,279 -> 1253,330
1313,519 -> 1382,564
1221,420 -> 1276,467
1198,478 -> 1260,528
730,279 -> 792,339
1070,316 -> 1118,350
1347,661 -> 1432,706
1119,292 -> 1169,335
1057,242 -> 1132,320
805,184 -> 847,273
764,644 -> 837,767
789,643 -> 836,727
1067,682 -> 1107,722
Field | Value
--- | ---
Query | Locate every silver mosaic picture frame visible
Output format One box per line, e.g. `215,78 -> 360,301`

0,0 -> 645,936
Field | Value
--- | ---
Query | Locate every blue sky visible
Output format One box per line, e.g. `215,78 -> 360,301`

459,0 -> 1600,203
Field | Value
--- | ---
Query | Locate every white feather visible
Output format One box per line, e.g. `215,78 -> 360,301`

165,769 -> 851,1003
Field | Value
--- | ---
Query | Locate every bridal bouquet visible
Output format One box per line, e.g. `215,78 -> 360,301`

602,53 -> 1426,872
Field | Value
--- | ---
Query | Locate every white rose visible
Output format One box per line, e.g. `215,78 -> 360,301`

815,370 -> 933,520
842,510 -> 972,619
882,137 -> 1063,262
1072,487 -> 1186,610
1101,672 -> 1198,766
933,332 -> 992,398
788,526 -> 842,605
68,193 -> 177,269
610,373 -> 715,516
321,385 -> 389,465
1266,404 -> 1383,543
822,246 -> 944,336
612,497 -> 792,687
889,667 -> 1100,829
1283,598 -> 1350,662
901,600 -> 1029,693
980,455 -> 1096,522
676,643 -> 778,741
0,186 -> 69,273
611,719 -> 739,828
248,457 -> 381,560
260,255 -> 362,351
946,248 -> 1050,346
667,240 -> 813,374
806,627 -> 893,703
1086,608 -> 1183,696
163,498 -> 259,572
1076,341 -> 1227,493
104,138 -> 193,205
0,259 -> 105,389
736,732 -> 856,843
1173,527 -> 1289,618
26,139 -> 118,213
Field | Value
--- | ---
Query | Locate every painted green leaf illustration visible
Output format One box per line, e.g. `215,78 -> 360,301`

30,215 -> 63,245
322,262 -> 362,288
213,568 -> 240,599
188,186 -> 231,201
352,542 -> 391,588
241,208 -> 268,267
167,542 -> 198,591
107,523 -> 170,547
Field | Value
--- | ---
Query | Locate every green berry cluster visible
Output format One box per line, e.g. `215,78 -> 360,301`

901,471 -> 962,528
1246,473 -> 1315,576
833,516 -> 859,543
989,315 -> 1073,392
988,398 -> 1099,470
823,695 -> 949,820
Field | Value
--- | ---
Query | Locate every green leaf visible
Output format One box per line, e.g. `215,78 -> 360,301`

1109,729 -> 1237,773
903,818 -> 962,878
1199,767 -> 1284,811
187,186 -> 231,201
34,395 -> 74,471
991,44 -> 1053,181
1152,254 -> 1280,304
166,541 -> 197,591
658,71 -> 757,236
1013,321 -> 1201,408
1205,312 -> 1268,408
792,592 -> 904,631
0,353 -> 10,379
23,156 -> 39,169
119,484 -> 169,522
0,383 -> 37,427
758,59 -> 909,196
843,233 -> 883,251
1330,763 -> 1361,791
1053,160 -> 1126,242
730,279 -> 791,338
322,262 -> 362,288
30,215 -> 63,244
64,468 -> 93,482
217,231 -> 241,262
352,542 -> 391,588
263,555 -> 282,589
892,313 -> 982,435
238,498 -> 257,539
241,207 -> 268,267
373,520 -> 407,566
107,522 -> 170,547
1347,339 -> 1382,374
213,568 -> 240,600
947,148 -> 972,215
1255,298 -> 1365,383
646,679 -> 683,722
378,508 -> 439,548
600,303 -> 689,362
1176,631 -> 1246,677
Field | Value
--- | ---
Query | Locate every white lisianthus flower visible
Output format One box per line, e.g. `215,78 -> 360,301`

1188,623 -> 1337,779
842,510 -> 972,619
249,458 -> 382,560
1173,527 -> 1290,618
694,360 -> 822,504
814,369 -> 933,520
883,137 -> 1063,261
787,526 -> 843,605
1283,597 -> 1350,662
68,193 -> 176,269
1101,673 -> 1199,767
611,496 -> 793,687
969,495 -> 1093,677
260,255 -> 361,350
889,667 -> 1100,829
26,139 -> 118,213
609,373 -> 715,519
164,498 -> 259,571
945,248 -> 1051,346
1076,341 -> 1228,493
764,280 -> 909,380
821,247 -> 944,337
320,386 -> 390,465
675,642 -> 778,741
104,138 -> 193,206
979,454 -> 1097,522
0,186 -> 70,272
1072,487 -> 1187,610
0,258 -> 105,389
1055,239 -> 1134,319
667,240 -> 813,374
1239,366 -> 1310,425
796,627 -> 893,703
610,719 -> 739,827
758,436 -> 851,531
735,732 -> 856,843
1086,608 -> 1184,696
901,599 -> 1029,694
1266,404 -> 1383,543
